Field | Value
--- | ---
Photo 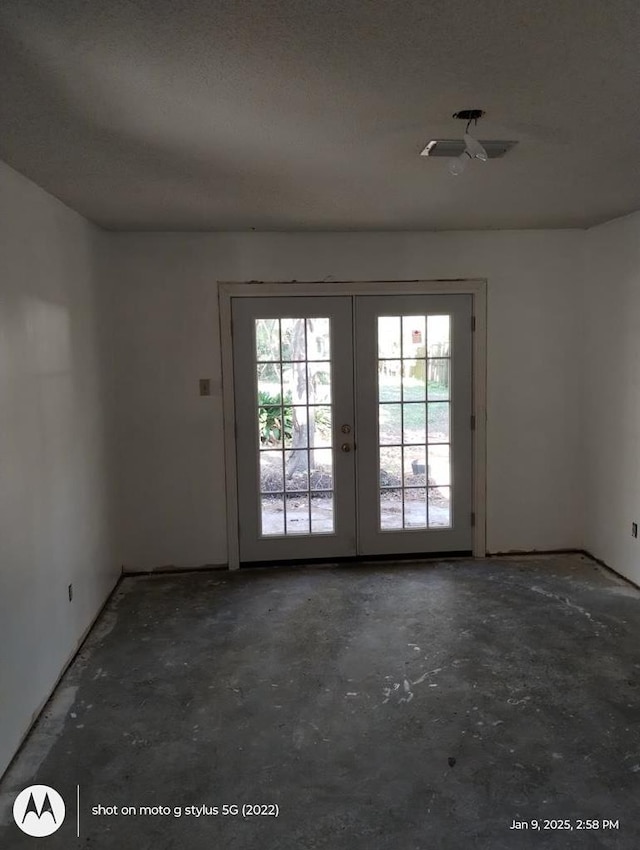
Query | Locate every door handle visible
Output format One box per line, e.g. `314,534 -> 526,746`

341,443 -> 352,453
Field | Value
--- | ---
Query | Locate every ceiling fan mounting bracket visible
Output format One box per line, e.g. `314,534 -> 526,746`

452,109 -> 485,122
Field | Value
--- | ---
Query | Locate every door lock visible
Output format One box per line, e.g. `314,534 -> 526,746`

341,424 -> 352,434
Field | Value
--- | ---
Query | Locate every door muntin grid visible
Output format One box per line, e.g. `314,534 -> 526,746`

377,315 -> 452,530
255,317 -> 335,536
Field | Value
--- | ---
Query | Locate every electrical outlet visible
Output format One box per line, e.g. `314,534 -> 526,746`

68,583 -> 73,602
199,378 -> 211,397
632,523 -> 638,539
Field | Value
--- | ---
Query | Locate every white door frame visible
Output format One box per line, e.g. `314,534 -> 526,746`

219,280 -> 487,569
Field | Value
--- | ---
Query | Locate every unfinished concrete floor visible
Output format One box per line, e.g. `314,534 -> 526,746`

1,554 -> 639,849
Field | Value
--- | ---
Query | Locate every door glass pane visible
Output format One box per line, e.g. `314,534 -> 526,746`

256,319 -> 281,361
427,359 -> 450,400
379,403 -> 401,445
289,408 -> 310,448
280,318 -> 306,360
286,494 -> 310,534
311,492 -> 334,533
379,447 -> 402,487
402,316 -> 426,356
403,403 -> 426,444
378,317 -> 401,358
428,402 -> 450,443
282,363 -> 307,405
256,318 -> 335,537
307,362 -> 331,403
429,487 -> 451,527
306,318 -> 330,360
260,451 -> 284,491
309,406 -> 332,445
377,314 -> 453,531
378,360 -> 402,401
310,447 -> 333,489
403,359 -> 426,401
257,362 -> 281,397
404,488 -> 427,528
380,489 -> 403,529
428,445 -> 451,487
427,315 -> 450,357
404,445 -> 426,487
402,316 -> 427,401
285,450 -> 309,489
261,494 -> 285,535
258,406 -> 285,449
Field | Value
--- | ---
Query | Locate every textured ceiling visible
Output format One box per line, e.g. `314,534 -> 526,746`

1,0 -> 639,231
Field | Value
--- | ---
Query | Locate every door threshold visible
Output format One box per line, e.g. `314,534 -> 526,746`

240,550 -> 473,570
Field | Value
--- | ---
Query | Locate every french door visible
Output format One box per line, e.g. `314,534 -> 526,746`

231,294 -> 473,562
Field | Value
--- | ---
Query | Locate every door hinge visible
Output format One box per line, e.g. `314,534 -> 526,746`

471,315 -> 476,332
471,512 -> 476,527
470,414 -> 476,431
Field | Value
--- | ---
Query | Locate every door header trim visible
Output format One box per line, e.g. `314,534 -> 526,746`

220,279 -> 486,298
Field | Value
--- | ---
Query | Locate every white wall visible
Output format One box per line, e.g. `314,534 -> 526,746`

106,230 -> 585,569
584,212 -> 640,585
0,162 -> 118,777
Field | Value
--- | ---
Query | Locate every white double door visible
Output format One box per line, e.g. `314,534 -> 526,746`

232,293 -> 473,562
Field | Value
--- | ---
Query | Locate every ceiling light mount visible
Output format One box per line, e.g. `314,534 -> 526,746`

447,109 -> 488,175
420,110 -> 518,170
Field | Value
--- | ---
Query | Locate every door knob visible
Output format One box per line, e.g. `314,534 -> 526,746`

341,443 -> 352,453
